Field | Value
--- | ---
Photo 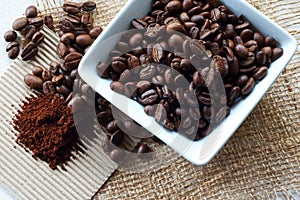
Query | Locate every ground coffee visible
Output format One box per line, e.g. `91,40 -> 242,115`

13,93 -> 80,169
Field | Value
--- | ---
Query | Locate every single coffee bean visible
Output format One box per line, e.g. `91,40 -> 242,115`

236,75 -> 249,87
239,52 -> 255,67
124,82 -> 138,97
155,103 -> 167,123
59,20 -> 73,33
228,86 -> 241,102
12,17 -> 28,31
188,5 -> 202,15
191,14 -> 204,24
60,32 -> 75,45
32,66 -> 44,77
256,51 -> 266,65
97,110 -> 113,125
56,85 -> 70,97
106,120 -> 120,133
44,15 -> 54,30
52,74 -> 65,85
73,25 -> 88,36
89,26 -> 103,39
272,47 -> 283,61
167,22 -> 186,34
131,18 -> 147,29
180,12 -> 190,23
111,60 -> 128,74
240,29 -> 254,42
25,6 -> 38,18
241,77 -> 255,96
265,36 -> 276,48
24,74 -> 43,90
21,42 -> 38,61
6,41 -> 20,59
244,40 -> 258,52
76,34 -> 92,48
224,24 -> 235,38
49,61 -> 60,75
182,0 -> 193,11
110,130 -> 124,146
57,42 -> 69,58
82,1 -> 97,12
64,52 -> 83,70
4,30 -> 17,42
24,25 -> 37,39
32,31 -> 44,44
28,17 -> 44,28
235,44 -> 248,59
42,70 -> 51,81
261,46 -> 272,57
43,81 -> 56,94
165,0 -> 182,13
253,66 -> 268,80
253,32 -> 265,47
137,143 -> 151,154
63,1 -> 81,14
109,149 -> 125,163
110,81 -> 124,93
81,14 -> 94,27
138,89 -> 158,105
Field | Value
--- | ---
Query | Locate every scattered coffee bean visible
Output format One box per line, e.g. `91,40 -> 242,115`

89,26 -> 103,39
32,31 -> 44,44
63,1 -> 81,14
32,66 -> 44,77
12,17 -> 28,31
82,1 -> 96,12
25,6 -> 38,18
24,74 -> 43,90
4,30 -> 17,42
6,41 -> 20,59
21,42 -> 38,61
44,15 -> 54,30
24,25 -> 37,39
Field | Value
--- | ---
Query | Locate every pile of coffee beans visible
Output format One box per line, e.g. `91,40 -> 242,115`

97,0 -> 283,140
4,5 -> 45,60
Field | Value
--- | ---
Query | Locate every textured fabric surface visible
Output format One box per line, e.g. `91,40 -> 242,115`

36,0 -> 300,199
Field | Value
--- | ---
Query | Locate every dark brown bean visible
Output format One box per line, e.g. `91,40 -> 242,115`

63,1 -> 81,14
32,66 -> 44,77
236,75 -> 249,87
82,1 -> 96,12
110,130 -> 124,146
32,31 -> 44,44
137,144 -> 151,154
24,74 -> 43,90
6,41 -> 20,59
81,14 -> 94,27
253,66 -> 268,80
76,34 -> 92,48
240,29 -> 253,42
42,70 -> 51,81
235,44 -> 248,59
256,51 -> 266,65
44,15 -> 54,30
21,42 -> 38,61
24,25 -> 37,39
272,47 -> 283,61
89,26 -> 103,39
109,149 -> 125,163
165,0 -> 182,13
57,42 -> 69,58
12,17 -> 28,31
59,20 -> 73,33
241,77 -> 255,95
64,52 -> 83,70
49,61 -> 60,75
28,17 -> 44,28
265,36 -> 276,48
43,81 -> 56,94
25,6 -> 38,18
4,30 -> 17,42
110,81 -> 124,93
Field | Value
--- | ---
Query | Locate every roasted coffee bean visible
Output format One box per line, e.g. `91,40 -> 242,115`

272,47 -> 283,61
12,17 -> 28,31
129,33 -> 143,47
152,43 -> 165,62
241,77 -> 255,95
184,91 -> 198,106
136,80 -> 152,94
43,81 -> 56,94
89,26 -> 103,39
97,110 -> 113,125
64,52 -> 83,70
256,51 -> 266,65
28,17 -> 44,28
76,34 -> 92,48
110,81 -> 124,93
24,74 -> 43,90
131,18 -> 147,29
56,85 -> 70,97
124,82 -> 138,97
25,6 -> 38,18
228,86 -> 240,102
4,30 -> 17,42
155,103 -> 167,123
253,66 -> 268,80
81,14 -> 94,27
265,36 -> 276,48
21,42 -> 38,61
236,75 -> 249,87
138,89 -> 158,105
32,31 -> 44,44
244,40 -> 258,52
52,74 -> 65,85
235,44 -> 248,59
24,25 -> 36,39
59,20 -> 73,33
118,69 -> 132,83
167,22 -> 186,34
253,32 -> 264,47
111,60 -> 128,74
239,52 -> 255,67
57,42 -> 69,58
44,15 -> 54,30
6,41 -> 20,59
42,70 -> 51,81
49,61 -> 60,75
191,14 -> 204,24
63,1 -> 81,14
165,0 -> 182,13
240,29 -> 253,42
137,144 -> 151,154
109,149 -> 125,163
32,66 -> 44,77
110,130 -> 124,146
139,65 -> 157,80
82,1 -> 96,12
60,32 -> 75,45
262,46 -> 272,57
224,24 -> 235,38
106,120 -> 120,133
214,55 -> 228,77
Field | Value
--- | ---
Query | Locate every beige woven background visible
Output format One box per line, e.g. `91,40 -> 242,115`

36,0 -> 300,199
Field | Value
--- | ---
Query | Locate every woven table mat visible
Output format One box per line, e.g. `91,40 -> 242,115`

36,0 -> 300,199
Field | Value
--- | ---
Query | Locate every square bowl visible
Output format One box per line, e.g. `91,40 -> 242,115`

79,0 -> 297,165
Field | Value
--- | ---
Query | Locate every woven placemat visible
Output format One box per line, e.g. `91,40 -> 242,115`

36,0 -> 300,199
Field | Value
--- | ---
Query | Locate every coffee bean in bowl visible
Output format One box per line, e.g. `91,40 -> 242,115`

79,0 -> 297,165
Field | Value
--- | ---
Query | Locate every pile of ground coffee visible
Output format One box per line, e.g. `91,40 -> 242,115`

13,93 -> 80,169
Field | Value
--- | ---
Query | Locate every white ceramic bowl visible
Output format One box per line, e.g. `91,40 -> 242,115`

79,0 -> 297,165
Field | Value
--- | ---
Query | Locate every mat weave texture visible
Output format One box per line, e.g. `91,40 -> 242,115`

36,0 -> 300,199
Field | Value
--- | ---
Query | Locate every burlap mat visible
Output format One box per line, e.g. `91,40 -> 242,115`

36,0 -> 300,199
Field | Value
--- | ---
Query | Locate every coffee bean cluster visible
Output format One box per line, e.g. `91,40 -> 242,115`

4,6 -> 45,60
23,1 -> 103,101
97,0 -> 283,140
